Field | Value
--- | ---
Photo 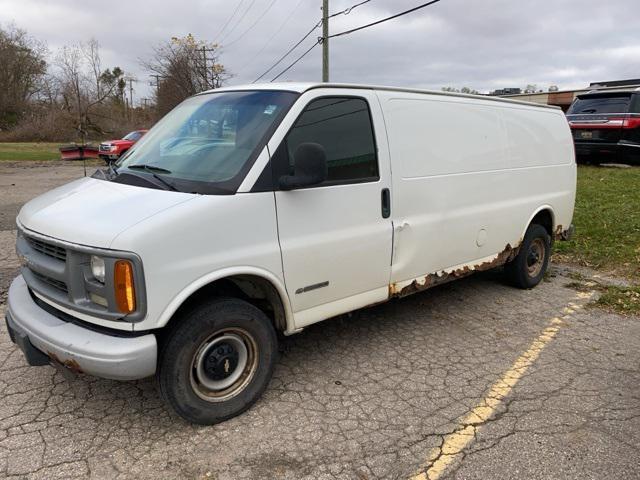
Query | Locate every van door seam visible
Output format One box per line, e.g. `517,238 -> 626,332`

269,144 -> 293,305
374,91 -> 397,276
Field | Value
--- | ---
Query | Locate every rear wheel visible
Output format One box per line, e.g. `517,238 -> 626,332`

157,297 -> 278,425
505,223 -> 551,289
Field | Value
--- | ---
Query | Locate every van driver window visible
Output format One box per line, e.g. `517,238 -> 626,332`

285,97 -> 379,184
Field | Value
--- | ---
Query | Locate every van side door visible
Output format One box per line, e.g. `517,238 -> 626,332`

377,91 -> 512,291
270,90 -> 393,329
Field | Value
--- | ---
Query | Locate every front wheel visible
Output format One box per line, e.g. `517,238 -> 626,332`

157,298 -> 278,425
504,223 -> 551,289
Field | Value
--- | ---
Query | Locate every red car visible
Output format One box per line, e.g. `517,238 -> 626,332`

98,130 -> 147,164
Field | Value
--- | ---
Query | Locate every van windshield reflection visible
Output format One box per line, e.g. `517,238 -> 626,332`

115,90 -> 298,194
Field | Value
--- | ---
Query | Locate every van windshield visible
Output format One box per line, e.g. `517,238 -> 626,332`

115,90 -> 298,194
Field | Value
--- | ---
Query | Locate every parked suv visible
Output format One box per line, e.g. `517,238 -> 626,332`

98,130 -> 147,164
566,88 -> 640,164
6,84 -> 576,424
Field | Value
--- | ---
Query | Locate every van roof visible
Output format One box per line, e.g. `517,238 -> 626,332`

201,82 -> 562,111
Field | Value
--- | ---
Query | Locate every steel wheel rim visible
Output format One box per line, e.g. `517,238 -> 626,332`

526,238 -> 545,278
190,328 -> 258,402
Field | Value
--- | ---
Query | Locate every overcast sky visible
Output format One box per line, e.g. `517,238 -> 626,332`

1,0 -> 638,103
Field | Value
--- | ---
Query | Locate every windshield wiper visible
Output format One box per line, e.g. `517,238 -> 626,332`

128,164 -> 172,174
150,172 -> 179,191
127,164 -> 179,191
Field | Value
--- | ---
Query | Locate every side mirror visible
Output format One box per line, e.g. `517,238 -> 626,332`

279,142 -> 328,190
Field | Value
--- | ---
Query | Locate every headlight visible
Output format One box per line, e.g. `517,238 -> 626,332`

90,255 -> 106,283
109,145 -> 117,151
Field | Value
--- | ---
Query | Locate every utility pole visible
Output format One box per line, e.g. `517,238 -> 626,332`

322,0 -> 329,82
150,74 -> 162,94
124,76 -> 136,119
128,78 -> 134,109
201,46 -> 209,89
197,46 -> 219,90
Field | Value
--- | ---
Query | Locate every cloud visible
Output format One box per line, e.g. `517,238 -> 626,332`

1,0 -> 638,101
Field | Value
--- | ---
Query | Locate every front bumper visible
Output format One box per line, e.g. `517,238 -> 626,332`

5,275 -> 157,380
98,153 -> 119,160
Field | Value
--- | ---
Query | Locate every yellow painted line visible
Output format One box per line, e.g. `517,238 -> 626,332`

411,291 -> 592,480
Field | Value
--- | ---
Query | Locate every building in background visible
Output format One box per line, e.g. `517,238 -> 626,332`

491,79 -> 640,111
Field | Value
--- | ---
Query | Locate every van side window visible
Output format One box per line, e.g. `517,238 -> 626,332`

283,97 -> 379,184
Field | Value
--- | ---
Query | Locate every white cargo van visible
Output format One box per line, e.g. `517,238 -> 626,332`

6,83 -> 575,424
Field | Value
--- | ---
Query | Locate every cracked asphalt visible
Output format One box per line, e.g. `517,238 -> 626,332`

1,161 -> 639,479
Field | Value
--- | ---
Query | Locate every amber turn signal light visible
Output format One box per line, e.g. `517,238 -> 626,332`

114,260 -> 136,314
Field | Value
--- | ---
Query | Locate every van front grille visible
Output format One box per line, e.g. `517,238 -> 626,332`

26,236 -> 67,261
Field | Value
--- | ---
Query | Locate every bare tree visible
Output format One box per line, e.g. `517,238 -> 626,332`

143,34 -> 231,116
0,28 -> 151,142
55,39 -> 126,140
0,24 -> 47,129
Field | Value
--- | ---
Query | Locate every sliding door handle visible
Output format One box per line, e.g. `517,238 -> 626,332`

381,188 -> 391,219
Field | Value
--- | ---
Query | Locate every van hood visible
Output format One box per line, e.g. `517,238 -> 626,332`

18,177 -> 196,248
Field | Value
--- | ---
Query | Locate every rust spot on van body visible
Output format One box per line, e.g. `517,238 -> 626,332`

47,351 -> 83,374
554,224 -> 564,240
389,243 -> 520,299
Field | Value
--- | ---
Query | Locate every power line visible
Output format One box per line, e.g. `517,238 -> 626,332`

270,40 -> 320,82
220,0 -> 260,43
214,0 -> 247,41
329,0 -> 442,38
225,0 -> 279,47
253,0 -> 380,84
253,21 -> 321,83
329,0 -> 371,18
235,0 -> 305,74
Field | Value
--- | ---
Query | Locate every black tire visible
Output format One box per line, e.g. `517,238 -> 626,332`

157,297 -> 278,425
505,223 -> 551,289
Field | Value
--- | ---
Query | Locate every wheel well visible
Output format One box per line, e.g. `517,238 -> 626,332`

530,209 -> 554,237
170,275 -> 287,332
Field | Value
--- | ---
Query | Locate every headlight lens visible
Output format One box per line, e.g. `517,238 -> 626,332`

109,145 -> 117,151
90,255 -> 106,283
